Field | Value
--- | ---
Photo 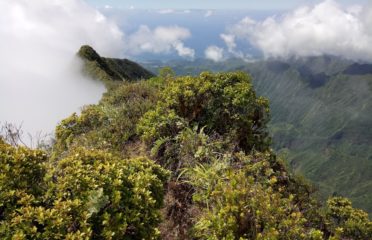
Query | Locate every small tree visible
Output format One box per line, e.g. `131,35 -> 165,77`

159,66 -> 175,80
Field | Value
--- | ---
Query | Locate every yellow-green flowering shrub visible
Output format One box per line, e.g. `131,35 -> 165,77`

53,81 -> 159,157
54,105 -> 108,154
186,153 -> 323,240
325,197 -> 372,239
137,107 -> 187,145
0,139 -> 47,223
138,72 -> 271,153
0,143 -> 169,239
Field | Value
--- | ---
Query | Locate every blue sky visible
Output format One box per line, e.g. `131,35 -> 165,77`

86,0 -> 369,10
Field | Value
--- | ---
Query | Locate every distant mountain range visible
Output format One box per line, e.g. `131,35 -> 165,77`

143,56 -> 372,213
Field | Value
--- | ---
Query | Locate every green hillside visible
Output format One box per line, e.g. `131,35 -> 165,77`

144,56 -> 372,213
245,58 -> 372,213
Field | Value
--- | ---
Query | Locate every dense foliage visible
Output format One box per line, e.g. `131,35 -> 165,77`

138,72 -> 270,152
53,80 -> 159,157
137,72 -> 271,179
0,140 -> 168,239
187,154 -> 323,240
1,48 -> 371,239
326,197 -> 372,239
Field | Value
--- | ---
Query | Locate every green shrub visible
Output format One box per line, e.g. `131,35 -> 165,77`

1,142 -> 169,239
0,140 -> 47,224
53,81 -> 159,157
186,153 -> 323,240
326,197 -> 372,239
138,107 -> 187,145
46,148 -> 168,239
54,105 -> 108,154
138,71 -> 271,153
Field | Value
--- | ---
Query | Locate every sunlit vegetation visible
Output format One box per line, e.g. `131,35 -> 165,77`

0,47 -> 371,239
0,139 -> 168,239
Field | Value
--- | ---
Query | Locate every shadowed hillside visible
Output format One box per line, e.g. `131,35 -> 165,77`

344,63 -> 372,75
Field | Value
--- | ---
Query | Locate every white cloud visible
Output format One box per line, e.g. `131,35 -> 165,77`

205,10 -> 213,18
205,46 -> 224,62
220,34 -> 237,53
225,0 -> 372,61
125,25 -> 195,58
104,5 -> 112,9
0,0 -> 125,139
220,33 -> 246,59
174,42 -> 195,58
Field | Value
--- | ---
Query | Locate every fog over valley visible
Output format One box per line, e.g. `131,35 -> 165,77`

0,0 -> 123,140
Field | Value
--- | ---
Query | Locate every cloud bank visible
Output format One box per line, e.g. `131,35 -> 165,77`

0,0 -> 125,140
125,25 -> 195,58
225,0 -> 372,61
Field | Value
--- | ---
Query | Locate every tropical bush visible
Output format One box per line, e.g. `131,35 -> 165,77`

325,197 -> 372,239
53,81 -> 159,157
0,139 -> 47,224
138,71 -> 271,153
0,141 -> 168,239
185,152 -> 323,240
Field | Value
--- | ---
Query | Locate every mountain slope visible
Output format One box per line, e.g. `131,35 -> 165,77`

78,45 -> 154,82
244,58 -> 372,213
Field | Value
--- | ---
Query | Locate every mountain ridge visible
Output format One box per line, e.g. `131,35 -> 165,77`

78,45 -> 155,82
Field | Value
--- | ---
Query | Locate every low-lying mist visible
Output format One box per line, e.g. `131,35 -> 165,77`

0,0 -> 124,143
